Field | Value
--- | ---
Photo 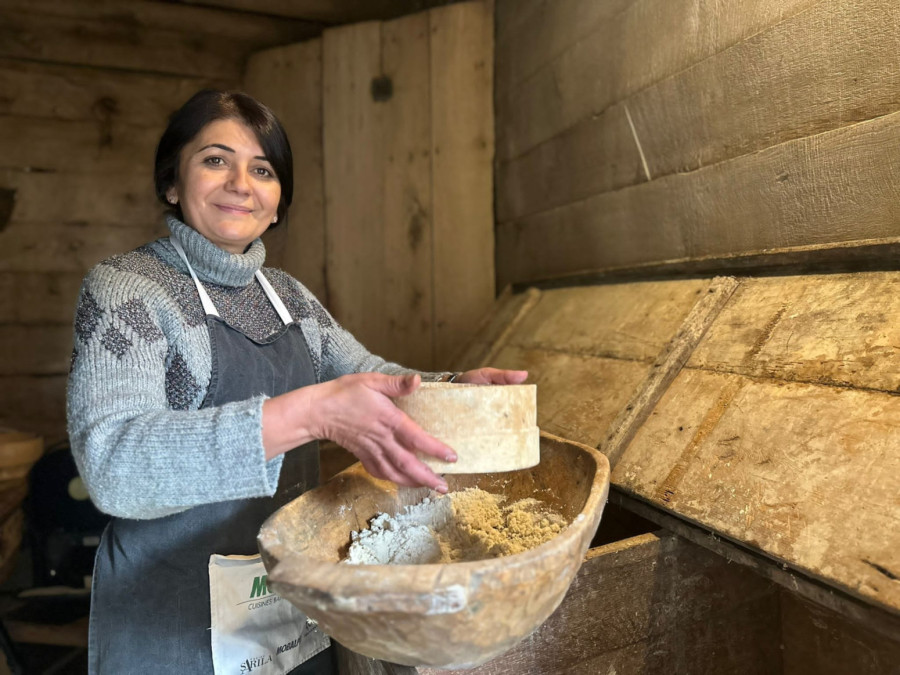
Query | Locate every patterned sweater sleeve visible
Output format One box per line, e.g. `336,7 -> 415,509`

285,277 -> 454,383
66,264 -> 283,520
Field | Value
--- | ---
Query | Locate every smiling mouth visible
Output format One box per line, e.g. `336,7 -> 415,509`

215,204 -> 253,215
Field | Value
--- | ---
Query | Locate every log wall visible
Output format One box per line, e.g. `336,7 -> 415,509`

0,0 -> 319,442
494,0 -> 900,287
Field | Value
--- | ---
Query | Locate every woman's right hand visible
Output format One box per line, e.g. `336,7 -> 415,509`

262,373 -> 455,492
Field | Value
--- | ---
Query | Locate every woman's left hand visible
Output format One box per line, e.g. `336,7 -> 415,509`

453,368 -> 528,385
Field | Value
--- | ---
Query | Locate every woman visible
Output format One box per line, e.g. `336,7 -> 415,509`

66,89 -> 526,674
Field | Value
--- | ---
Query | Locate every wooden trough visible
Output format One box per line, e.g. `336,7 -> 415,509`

258,432 -> 609,669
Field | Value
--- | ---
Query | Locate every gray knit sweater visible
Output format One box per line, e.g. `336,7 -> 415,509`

67,216 -> 449,520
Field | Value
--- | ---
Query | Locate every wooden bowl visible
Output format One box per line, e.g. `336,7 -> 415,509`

393,382 -> 539,473
258,432 -> 610,669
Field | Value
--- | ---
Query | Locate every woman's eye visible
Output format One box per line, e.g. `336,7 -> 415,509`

254,167 -> 273,178
204,156 -> 225,167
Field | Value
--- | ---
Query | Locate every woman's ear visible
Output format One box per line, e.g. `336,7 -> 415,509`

166,187 -> 178,205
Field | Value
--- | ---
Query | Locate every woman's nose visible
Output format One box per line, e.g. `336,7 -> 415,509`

226,167 -> 250,193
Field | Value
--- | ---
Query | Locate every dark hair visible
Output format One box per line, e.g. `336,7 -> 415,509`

154,90 -> 293,226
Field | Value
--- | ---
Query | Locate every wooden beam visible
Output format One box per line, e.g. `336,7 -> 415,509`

0,58 -> 227,127
495,0 -> 634,95
603,276 -> 740,468
0,169 -> 159,229
497,0 -> 900,223
430,1 -> 495,368
496,108 -> 900,287
322,21 -> 388,357
166,0 -> 460,23
0,273 -> 84,324
380,11 -> 435,370
0,0 -> 319,79
0,222 -> 167,273
509,237 -> 900,292
496,0 -> 819,162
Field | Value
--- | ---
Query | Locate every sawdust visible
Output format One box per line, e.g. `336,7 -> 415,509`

345,487 -> 567,565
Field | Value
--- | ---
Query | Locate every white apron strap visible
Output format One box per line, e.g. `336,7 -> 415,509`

255,270 -> 293,326
171,235 -> 294,325
170,235 -> 220,318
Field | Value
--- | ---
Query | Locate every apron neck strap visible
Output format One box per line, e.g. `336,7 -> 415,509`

254,270 -> 293,326
170,235 -> 293,326
171,235 -> 220,318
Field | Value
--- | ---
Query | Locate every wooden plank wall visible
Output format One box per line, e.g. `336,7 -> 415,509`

249,2 -> 494,372
323,2 -> 494,371
0,0 -> 319,443
494,0 -> 900,287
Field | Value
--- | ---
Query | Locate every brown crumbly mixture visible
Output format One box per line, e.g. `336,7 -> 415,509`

438,488 -> 567,562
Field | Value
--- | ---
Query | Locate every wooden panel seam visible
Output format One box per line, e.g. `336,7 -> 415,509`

602,276 -> 741,468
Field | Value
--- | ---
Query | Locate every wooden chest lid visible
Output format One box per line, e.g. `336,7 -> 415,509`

452,275 -> 900,616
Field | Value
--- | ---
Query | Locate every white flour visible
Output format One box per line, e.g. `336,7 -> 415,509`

345,496 -> 452,565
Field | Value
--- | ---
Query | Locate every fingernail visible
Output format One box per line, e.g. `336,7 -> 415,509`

445,453 -> 457,462
436,483 -> 448,494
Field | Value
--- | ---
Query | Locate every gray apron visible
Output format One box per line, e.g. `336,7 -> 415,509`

89,239 -> 334,674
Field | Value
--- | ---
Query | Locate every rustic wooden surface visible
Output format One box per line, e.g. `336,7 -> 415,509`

781,591 -> 900,675
260,433 -> 610,669
321,2 -> 493,370
430,1 -> 495,369
0,0 -> 319,80
381,11 -> 435,370
497,108 -> 900,287
448,286 -> 541,371
494,0 -> 634,99
613,273 -> 900,613
494,0 -> 900,288
690,272 -> 900,391
494,0 -> 818,162
611,488 -> 900,645
170,0 -> 463,23
457,281 -> 709,447
245,40 -> 329,303
497,0 -> 900,224
496,281 -> 710,362
488,345 -> 648,449
340,532 -> 781,675
322,13 -> 435,368
323,20 -> 388,356
603,277 -> 740,467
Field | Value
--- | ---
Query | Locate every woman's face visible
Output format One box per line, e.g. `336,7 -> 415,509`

166,118 -> 281,254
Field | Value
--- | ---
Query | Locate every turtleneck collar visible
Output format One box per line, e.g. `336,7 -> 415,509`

162,214 -> 266,288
